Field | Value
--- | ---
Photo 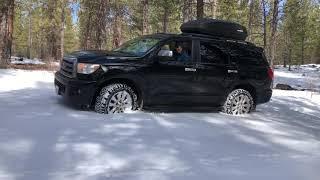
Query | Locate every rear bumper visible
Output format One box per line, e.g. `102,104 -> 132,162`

256,89 -> 272,104
54,72 -> 97,107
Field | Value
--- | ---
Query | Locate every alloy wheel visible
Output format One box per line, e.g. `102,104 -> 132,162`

230,94 -> 251,115
107,90 -> 133,113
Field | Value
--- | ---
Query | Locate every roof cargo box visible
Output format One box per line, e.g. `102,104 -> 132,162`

181,19 -> 248,41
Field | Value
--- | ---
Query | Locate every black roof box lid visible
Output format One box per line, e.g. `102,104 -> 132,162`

181,19 -> 248,41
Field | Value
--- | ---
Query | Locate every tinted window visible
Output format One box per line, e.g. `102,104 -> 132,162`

200,42 -> 226,64
113,37 -> 160,57
228,43 -> 267,66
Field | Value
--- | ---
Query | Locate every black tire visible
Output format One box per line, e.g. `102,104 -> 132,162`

223,89 -> 254,115
94,83 -> 138,114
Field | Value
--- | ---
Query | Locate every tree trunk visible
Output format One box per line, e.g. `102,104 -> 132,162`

211,0 -> 218,19
84,12 -> 92,50
269,0 -> 279,67
283,57 -> 287,67
27,10 -> 32,59
60,5 -> 65,59
183,0 -> 193,23
0,0 -> 14,65
283,30 -> 289,68
163,7 -> 169,33
47,0 -> 57,60
247,0 -> 255,41
7,0 -> 14,60
311,42 -> 320,64
301,35 -> 305,65
197,0 -> 204,19
142,0 -> 149,35
0,7 -> 7,64
95,0 -> 107,49
288,47 -> 292,71
262,0 -> 267,51
113,1 -> 121,48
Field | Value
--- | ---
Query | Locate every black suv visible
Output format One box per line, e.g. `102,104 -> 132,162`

55,19 -> 273,115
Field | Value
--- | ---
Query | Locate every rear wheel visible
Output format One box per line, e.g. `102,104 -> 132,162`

223,89 -> 254,115
94,83 -> 138,114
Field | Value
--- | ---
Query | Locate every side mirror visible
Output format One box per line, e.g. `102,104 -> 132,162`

158,50 -> 173,57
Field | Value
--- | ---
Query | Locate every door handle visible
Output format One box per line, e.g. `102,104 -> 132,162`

185,68 -> 197,72
228,70 -> 238,73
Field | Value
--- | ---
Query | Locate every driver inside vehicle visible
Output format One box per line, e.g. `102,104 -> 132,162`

174,43 -> 191,62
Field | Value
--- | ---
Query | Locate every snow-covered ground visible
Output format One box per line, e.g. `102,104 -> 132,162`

274,64 -> 320,92
0,68 -> 320,180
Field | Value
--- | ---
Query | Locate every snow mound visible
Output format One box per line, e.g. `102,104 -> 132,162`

10,56 -> 46,65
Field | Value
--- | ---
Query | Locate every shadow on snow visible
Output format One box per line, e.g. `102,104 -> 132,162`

0,82 -> 320,180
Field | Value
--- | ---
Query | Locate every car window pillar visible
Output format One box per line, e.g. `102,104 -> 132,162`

192,39 -> 200,66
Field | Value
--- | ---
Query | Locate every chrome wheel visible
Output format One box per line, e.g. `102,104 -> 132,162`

223,89 -> 254,115
107,90 -> 133,113
231,94 -> 251,115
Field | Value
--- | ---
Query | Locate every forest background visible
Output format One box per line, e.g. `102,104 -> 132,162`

0,0 -> 319,67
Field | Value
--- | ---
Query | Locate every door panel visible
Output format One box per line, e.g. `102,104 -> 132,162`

146,38 -> 198,106
194,63 -> 228,106
149,61 -> 197,105
193,40 -> 229,106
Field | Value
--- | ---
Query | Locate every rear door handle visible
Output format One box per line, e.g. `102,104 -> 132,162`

228,70 -> 238,73
185,68 -> 197,72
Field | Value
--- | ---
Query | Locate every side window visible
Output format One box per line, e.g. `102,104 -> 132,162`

200,41 -> 226,64
228,43 -> 266,66
158,40 -> 192,62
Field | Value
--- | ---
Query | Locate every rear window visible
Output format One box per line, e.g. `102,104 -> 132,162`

228,43 -> 268,66
200,41 -> 228,64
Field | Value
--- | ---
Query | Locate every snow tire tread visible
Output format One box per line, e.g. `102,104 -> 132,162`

94,83 -> 138,114
223,89 -> 254,115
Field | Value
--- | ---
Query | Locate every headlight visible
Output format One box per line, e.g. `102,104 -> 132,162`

77,63 -> 100,74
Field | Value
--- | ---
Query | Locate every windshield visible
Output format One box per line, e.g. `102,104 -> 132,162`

113,37 -> 161,57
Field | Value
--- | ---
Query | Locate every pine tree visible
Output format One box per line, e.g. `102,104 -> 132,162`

4,0 -> 320,65
282,0 -> 318,66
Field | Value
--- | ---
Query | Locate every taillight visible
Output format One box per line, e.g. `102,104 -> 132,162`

267,67 -> 274,80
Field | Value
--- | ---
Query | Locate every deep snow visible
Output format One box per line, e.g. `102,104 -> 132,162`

0,68 -> 320,180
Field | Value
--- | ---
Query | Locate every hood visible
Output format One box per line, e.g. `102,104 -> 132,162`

65,50 -> 140,64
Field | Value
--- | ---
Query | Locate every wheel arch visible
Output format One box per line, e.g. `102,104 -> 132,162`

232,83 -> 257,103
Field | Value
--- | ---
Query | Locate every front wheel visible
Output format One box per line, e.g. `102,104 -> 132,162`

223,89 -> 254,115
94,84 -> 138,114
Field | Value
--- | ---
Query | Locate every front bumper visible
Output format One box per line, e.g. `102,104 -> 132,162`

54,72 -> 97,107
